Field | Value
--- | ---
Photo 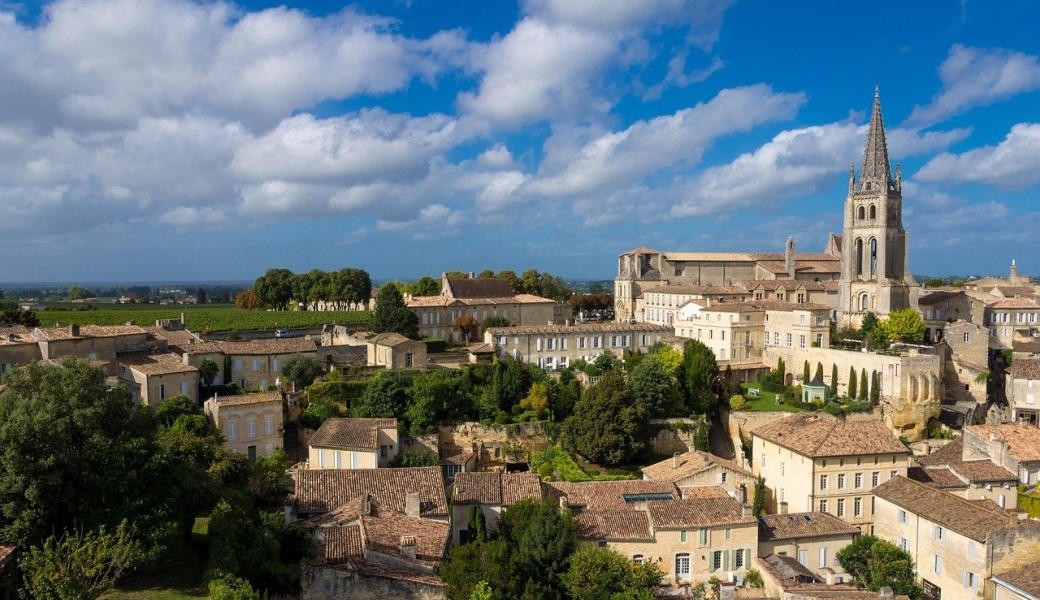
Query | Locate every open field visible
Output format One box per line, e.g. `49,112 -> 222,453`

35,305 -> 369,332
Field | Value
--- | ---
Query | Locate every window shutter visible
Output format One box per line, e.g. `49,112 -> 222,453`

744,548 -> 751,570
562,338 -> 568,350
962,570 -> 968,588
723,549 -> 730,571
536,338 -> 543,351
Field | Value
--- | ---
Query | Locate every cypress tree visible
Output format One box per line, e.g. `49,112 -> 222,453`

814,362 -> 824,383
870,371 -> 880,404
848,366 -> 857,399
803,360 -> 810,384
859,369 -> 868,401
830,364 -> 839,396
777,357 -> 786,378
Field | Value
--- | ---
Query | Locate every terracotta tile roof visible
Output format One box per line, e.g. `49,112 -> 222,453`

439,447 -> 475,466
758,553 -> 821,583
757,260 -> 841,275
0,544 -> 14,567
1010,357 -> 1040,379
369,333 -> 416,347
994,286 -> 1037,298
965,423 -> 1040,461
324,523 -> 364,564
743,279 -> 827,292
648,284 -> 749,296
679,486 -> 732,499
993,562 -> 1040,597
913,439 -> 1016,482
210,391 -> 282,407
444,278 -> 514,299
33,324 -> 147,340
948,460 -> 1017,483
451,472 -> 542,506
988,297 -> 1040,309
573,509 -> 653,541
118,351 -> 198,375
872,476 -> 1021,542
906,466 -> 966,489
918,290 -> 966,305
292,467 -> 448,517
406,296 -> 461,308
357,503 -> 449,569
143,326 -> 202,349
620,247 -> 660,256
647,496 -> 756,529
704,300 -> 832,313
641,450 -> 753,483
544,480 -> 678,510
758,511 -> 860,542
915,438 -> 965,466
185,339 -> 317,356
487,323 -> 672,336
1014,340 -> 1040,354
0,326 -> 34,345
310,418 -> 396,452
753,414 -> 908,458
820,280 -> 840,292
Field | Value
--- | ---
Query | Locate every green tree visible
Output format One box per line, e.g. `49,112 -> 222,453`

880,308 -> 926,344
500,498 -> 578,600
409,275 -> 441,296
802,360 -> 810,384
814,362 -> 824,383
870,371 -> 880,404
466,506 -> 487,543
680,339 -> 720,415
208,572 -> 263,600
482,314 -> 511,329
837,536 -> 922,598
562,372 -> 648,465
352,371 -> 414,419
20,521 -> 144,600
0,301 -> 40,327
406,369 -> 468,435
861,311 -> 879,335
520,382 -> 549,416
752,476 -> 766,517
234,289 -> 262,310
198,358 -> 220,385
561,545 -> 661,600
67,285 -> 88,301
923,278 -> 945,287
441,539 -> 518,600
372,283 -> 420,339
253,268 -> 294,310
628,356 -> 683,417
859,369 -> 868,401
848,366 -> 857,399
454,315 -> 481,343
280,353 -> 324,388
830,364 -> 839,396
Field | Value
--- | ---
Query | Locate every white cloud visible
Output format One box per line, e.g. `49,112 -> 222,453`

671,122 -> 971,218
230,110 -> 459,185
906,45 -> 1040,127
376,203 -> 466,239
531,85 -> 805,198
915,123 -> 1040,189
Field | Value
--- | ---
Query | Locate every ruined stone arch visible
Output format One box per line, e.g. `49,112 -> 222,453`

931,374 -> 940,401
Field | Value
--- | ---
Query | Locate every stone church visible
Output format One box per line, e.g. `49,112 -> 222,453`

614,87 -> 918,327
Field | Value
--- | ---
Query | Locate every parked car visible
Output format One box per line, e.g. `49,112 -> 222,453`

274,329 -> 295,338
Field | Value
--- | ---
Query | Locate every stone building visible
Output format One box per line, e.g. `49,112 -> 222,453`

756,511 -> 860,584
991,563 -> 1040,600
640,450 -> 755,500
751,413 -> 910,532
873,475 -> 1040,600
184,338 -> 317,392
117,350 -> 199,406
1006,357 -> 1040,425
910,438 -> 1018,509
307,418 -> 399,470
204,391 -> 284,460
962,423 -> 1040,486
366,333 -> 427,370
449,472 -> 543,545
0,326 -> 41,376
484,322 -> 672,369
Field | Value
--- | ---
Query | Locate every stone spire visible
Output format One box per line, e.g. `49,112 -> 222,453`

860,86 -> 891,188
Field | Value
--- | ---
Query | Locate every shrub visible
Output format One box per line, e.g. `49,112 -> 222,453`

390,450 -> 440,468
421,338 -> 446,353
745,568 -> 764,588
728,394 -> 747,410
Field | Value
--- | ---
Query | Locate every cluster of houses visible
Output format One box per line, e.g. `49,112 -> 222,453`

282,412 -> 1040,600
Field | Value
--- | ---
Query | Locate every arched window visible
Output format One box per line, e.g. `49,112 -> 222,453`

870,239 -> 878,276
855,239 -> 864,276
860,294 -> 869,311
869,204 -> 876,219
857,206 -> 865,220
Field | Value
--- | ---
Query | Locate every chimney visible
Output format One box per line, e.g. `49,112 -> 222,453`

673,452 -> 682,469
879,586 -> 894,598
405,492 -> 421,518
69,324 -> 80,337
742,505 -> 752,518
363,495 -> 372,516
559,496 -> 569,510
785,236 -> 796,278
8,333 -> 16,342
400,535 -> 417,559
779,501 -> 788,514
180,312 -> 186,326
737,484 -> 748,505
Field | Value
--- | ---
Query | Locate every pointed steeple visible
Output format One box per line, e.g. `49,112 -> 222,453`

861,86 -> 891,188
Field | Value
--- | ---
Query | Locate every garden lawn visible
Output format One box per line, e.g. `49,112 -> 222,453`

738,384 -> 803,413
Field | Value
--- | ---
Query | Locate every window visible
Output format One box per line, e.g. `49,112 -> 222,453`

333,451 -> 342,469
633,554 -> 645,564
246,419 -> 256,438
933,525 -> 946,543
819,474 -> 828,490
159,384 -> 166,400
228,421 -> 237,441
854,497 -> 862,517
798,550 -> 808,566
819,499 -> 828,513
819,547 -> 828,568
854,473 -> 863,489
252,359 -> 259,371
405,352 -> 413,368
265,416 -> 274,435
711,551 -> 723,571
725,527 -> 732,540
579,337 -> 587,349
181,381 -> 189,396
799,335 -> 806,349
781,463 -> 786,476
963,332 -> 970,342
873,472 -> 880,487
734,549 -> 745,569
897,536 -> 907,551
317,449 -> 324,468
837,499 -> 845,517
680,530 -> 687,543
675,553 -> 690,581
272,358 -> 280,371
786,333 -> 792,347
837,474 -> 845,489
934,555 -> 943,574
898,509 -> 907,524
698,528 -> 708,545
963,571 -> 978,593
967,542 -> 976,558
761,453 -> 766,468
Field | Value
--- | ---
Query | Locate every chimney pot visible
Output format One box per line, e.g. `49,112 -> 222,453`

69,324 -> 80,337
779,501 -> 788,514
673,452 -> 682,469
400,535 -> 417,559
559,496 -> 569,510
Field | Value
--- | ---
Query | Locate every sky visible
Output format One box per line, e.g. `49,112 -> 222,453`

2,0 -> 1040,284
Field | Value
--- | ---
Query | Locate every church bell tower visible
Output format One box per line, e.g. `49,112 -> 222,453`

838,88 -> 919,327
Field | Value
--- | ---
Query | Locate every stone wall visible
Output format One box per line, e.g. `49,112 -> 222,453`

762,345 -> 944,440
647,418 -> 698,455
301,565 -> 445,600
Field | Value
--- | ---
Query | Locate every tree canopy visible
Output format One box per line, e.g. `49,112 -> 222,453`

880,309 -> 926,344
372,282 -> 419,339
562,371 -> 648,465
836,535 -> 923,598
280,353 -> 324,388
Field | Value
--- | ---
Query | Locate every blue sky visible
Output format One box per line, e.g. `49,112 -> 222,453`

2,0 -> 1040,283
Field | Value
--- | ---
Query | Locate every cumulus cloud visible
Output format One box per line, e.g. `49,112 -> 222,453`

376,203 -> 466,239
671,122 -> 971,218
531,85 -> 806,198
915,123 -> 1040,189
906,45 -> 1040,127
